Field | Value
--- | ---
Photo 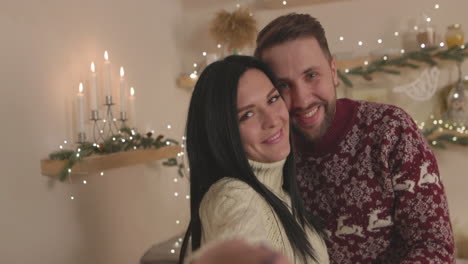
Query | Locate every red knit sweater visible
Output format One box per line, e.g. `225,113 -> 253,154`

295,98 -> 455,263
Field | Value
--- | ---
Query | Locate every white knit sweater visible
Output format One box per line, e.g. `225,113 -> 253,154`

191,159 -> 329,264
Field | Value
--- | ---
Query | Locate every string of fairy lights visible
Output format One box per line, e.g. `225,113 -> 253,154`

188,2 -> 447,78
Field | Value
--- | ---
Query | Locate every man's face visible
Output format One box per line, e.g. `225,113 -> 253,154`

261,37 -> 338,142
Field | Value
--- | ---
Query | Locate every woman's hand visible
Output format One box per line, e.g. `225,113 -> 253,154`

192,239 -> 290,264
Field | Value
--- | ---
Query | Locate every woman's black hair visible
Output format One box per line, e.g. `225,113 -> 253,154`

179,55 -> 323,264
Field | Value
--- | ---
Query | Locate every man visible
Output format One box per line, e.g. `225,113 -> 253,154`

254,13 -> 455,263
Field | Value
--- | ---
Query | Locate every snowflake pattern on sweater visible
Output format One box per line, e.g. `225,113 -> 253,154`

295,99 -> 455,264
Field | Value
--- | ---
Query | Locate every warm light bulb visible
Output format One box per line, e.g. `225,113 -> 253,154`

400,49 -> 405,54
170,249 -> 175,254
217,44 -> 222,48
420,43 -> 426,48
434,4 -> 439,9
167,124 -> 172,129
394,31 -> 399,36
440,42 -> 445,47
358,41 -> 363,46
282,0 -> 287,5
383,56 -> 388,60
202,51 -> 207,56
91,62 -> 95,72
377,39 -> 382,44
345,69 -> 349,73
70,196 -> 75,200
454,93 -> 459,99
364,61 -> 369,66
130,87 -> 135,96
339,36 -> 344,41
100,172 -> 104,176
79,82 -> 84,93
120,67 -> 125,77
426,17 -> 431,23
83,180 -> 87,184
193,63 -> 197,68
190,73 -> 198,79
104,51 -> 109,61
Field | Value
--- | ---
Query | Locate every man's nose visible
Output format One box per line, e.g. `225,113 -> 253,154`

290,84 -> 309,111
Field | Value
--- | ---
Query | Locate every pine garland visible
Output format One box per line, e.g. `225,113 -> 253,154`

338,43 -> 468,87
420,121 -> 468,149
49,127 -> 185,181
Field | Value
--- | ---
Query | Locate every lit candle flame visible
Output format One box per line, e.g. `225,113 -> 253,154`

130,87 -> 135,96
120,67 -> 125,77
91,62 -> 95,72
79,82 -> 84,93
104,51 -> 109,61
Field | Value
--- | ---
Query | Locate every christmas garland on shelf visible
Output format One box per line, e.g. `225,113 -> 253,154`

49,127 -> 185,181
338,43 -> 468,87
418,119 -> 468,149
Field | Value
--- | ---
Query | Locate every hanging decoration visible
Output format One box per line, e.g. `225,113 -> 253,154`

392,66 -> 440,101
210,8 -> 257,54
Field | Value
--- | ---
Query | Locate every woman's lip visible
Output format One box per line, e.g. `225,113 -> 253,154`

262,128 -> 284,144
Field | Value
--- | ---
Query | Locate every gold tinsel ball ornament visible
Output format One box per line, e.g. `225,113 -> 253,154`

210,8 -> 257,54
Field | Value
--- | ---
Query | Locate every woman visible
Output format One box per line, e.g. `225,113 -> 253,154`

179,55 -> 329,264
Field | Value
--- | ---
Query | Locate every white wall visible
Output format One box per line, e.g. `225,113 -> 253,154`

0,1 -> 189,263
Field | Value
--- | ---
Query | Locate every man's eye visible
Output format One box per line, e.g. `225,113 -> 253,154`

268,95 -> 281,104
239,111 -> 253,121
306,73 -> 317,79
277,83 -> 289,89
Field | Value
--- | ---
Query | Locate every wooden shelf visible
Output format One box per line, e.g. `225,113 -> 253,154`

426,130 -> 468,141
41,146 -> 182,179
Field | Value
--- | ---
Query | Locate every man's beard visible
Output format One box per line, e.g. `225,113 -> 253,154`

292,99 -> 336,143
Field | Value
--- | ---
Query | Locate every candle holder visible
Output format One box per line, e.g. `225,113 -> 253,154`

90,110 -> 106,143
77,132 -> 87,143
119,111 -> 128,124
102,96 -> 121,139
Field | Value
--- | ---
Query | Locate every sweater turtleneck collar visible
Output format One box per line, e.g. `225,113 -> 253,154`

248,158 -> 286,195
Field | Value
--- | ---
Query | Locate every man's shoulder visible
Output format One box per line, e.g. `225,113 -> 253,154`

350,99 -> 415,128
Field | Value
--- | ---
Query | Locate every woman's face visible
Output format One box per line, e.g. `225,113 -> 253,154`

237,69 -> 290,163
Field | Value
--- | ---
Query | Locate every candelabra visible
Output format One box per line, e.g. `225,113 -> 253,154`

86,95 -> 129,144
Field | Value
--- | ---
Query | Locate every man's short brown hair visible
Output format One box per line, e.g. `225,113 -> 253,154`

255,13 -> 331,60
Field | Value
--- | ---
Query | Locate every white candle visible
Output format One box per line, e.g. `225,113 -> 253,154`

90,62 -> 98,111
128,87 -> 136,128
76,83 -> 85,134
119,66 -> 127,113
104,51 -> 112,98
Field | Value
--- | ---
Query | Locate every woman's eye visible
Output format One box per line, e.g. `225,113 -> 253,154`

268,95 -> 281,104
239,111 -> 253,121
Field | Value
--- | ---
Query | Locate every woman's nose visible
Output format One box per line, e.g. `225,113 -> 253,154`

262,110 -> 280,129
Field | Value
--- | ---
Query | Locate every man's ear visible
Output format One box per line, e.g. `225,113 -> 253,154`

330,55 -> 339,87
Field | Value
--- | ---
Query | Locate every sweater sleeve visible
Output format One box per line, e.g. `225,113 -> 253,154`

198,179 -> 269,245
386,108 -> 455,263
